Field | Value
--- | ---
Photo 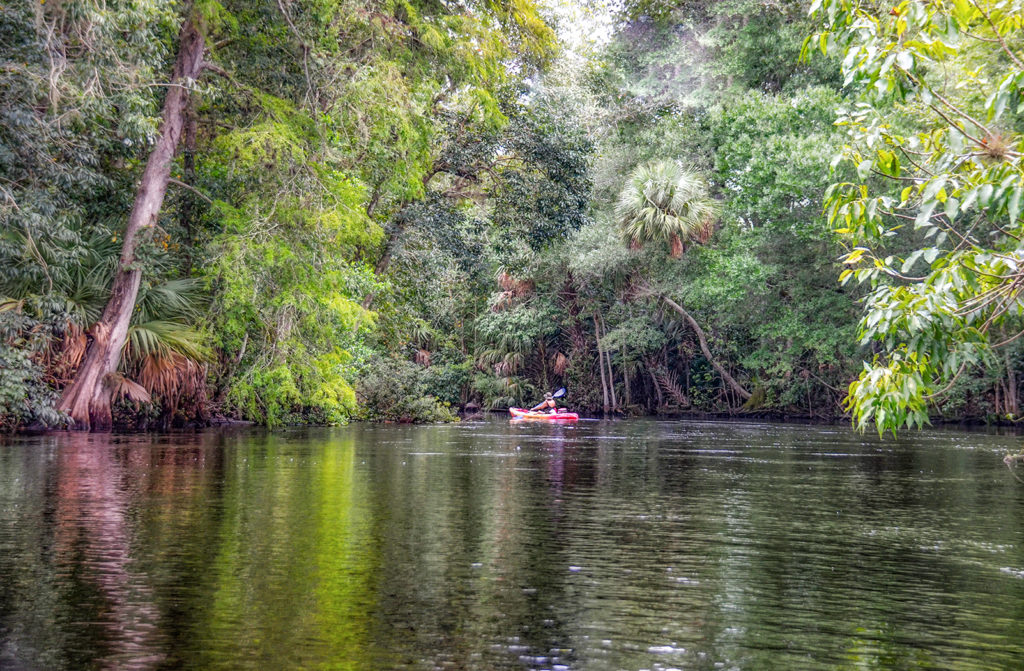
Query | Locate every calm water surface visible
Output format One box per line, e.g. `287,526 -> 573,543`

2,419 -> 1024,670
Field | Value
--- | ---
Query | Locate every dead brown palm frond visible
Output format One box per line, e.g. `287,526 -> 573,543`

106,372 -> 152,404
139,352 -> 188,398
496,271 -> 533,296
654,367 -> 689,407
693,214 -> 715,245
415,349 -> 432,367
497,271 -> 516,291
553,351 -> 569,375
48,321 -> 88,382
495,352 -> 525,377
511,278 -> 534,297
0,297 -> 23,314
492,291 -> 515,312
670,234 -> 684,258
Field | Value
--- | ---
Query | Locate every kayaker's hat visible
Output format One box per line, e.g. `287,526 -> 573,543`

544,392 -> 553,399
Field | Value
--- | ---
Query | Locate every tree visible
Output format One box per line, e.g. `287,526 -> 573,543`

58,7 -> 207,430
616,160 -> 717,258
809,0 -> 1024,434
612,159 -> 750,401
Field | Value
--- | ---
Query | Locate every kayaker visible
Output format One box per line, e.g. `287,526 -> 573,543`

530,392 -> 558,414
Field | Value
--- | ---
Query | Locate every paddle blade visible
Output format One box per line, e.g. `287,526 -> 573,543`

552,387 -> 566,398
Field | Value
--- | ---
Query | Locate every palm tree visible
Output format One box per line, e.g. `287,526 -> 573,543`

615,160 -> 751,403
615,160 -> 718,258
1,225 -> 209,422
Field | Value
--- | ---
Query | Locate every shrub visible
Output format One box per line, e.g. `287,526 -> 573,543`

356,358 -> 457,423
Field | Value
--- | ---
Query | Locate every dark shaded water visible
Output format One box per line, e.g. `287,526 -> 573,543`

2,419 -> 1024,670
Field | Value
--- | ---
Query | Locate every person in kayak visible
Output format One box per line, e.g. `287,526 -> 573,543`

530,392 -> 558,414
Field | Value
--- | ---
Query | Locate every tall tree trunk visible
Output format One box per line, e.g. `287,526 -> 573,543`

58,15 -> 205,431
647,360 -> 663,410
1006,349 -> 1018,416
659,295 -> 751,402
593,314 -> 609,414
373,217 -> 407,277
623,345 -> 631,407
598,313 -> 617,411
360,204 -> 413,311
179,97 -> 198,275
539,340 -> 549,392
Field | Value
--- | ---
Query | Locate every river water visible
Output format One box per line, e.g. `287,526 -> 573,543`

1,419 -> 1023,670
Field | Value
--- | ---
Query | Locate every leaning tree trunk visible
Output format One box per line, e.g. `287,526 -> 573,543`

659,295 -> 751,402
58,16 -> 205,431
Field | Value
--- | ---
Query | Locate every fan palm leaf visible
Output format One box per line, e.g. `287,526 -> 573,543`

616,160 -> 718,258
135,278 -> 205,324
124,320 -> 210,365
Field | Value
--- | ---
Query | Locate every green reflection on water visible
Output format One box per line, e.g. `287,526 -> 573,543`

1,421 -> 1024,670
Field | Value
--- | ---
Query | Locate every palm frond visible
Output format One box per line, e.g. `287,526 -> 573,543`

655,367 -> 689,407
616,160 -> 719,257
106,372 -> 152,404
125,320 -> 210,364
62,268 -> 108,327
138,351 -> 204,402
135,278 -> 205,323
0,297 -> 22,313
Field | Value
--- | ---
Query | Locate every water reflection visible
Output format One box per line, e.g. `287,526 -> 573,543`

1,421 -> 1024,670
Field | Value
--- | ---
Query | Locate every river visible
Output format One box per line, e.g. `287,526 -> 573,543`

1,419 -> 1023,670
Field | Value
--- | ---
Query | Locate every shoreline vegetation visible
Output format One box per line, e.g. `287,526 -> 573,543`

3,1 -> 1024,434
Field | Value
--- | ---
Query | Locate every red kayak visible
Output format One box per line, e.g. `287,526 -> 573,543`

509,407 -> 579,421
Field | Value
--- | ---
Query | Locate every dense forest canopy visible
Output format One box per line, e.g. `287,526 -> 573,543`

1,0 -> 1023,433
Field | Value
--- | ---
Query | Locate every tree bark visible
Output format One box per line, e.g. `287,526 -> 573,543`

598,313 -> 617,411
660,295 -> 751,402
647,361 -> 663,410
370,168 -> 439,280
58,15 -> 205,431
373,216 -> 407,276
593,314 -> 609,414
623,345 -> 631,407
1005,349 -> 1018,416
179,96 -> 198,274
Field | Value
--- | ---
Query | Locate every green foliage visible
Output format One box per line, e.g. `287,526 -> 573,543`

190,0 -> 566,426
0,0 -> 575,430
471,371 -> 537,410
616,160 -> 717,256
597,0 -> 839,111
421,355 -> 474,407
489,99 -> 595,258
15,0 -> 1020,432
811,0 -> 1024,434
355,357 -> 457,422
0,337 -> 64,431
481,0 -> 867,417
206,219 -> 373,425
709,86 -> 848,235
